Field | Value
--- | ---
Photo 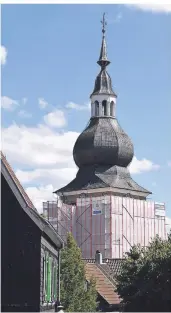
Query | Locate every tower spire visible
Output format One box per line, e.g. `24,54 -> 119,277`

97,13 -> 110,68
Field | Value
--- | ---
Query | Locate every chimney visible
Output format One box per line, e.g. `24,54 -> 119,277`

95,250 -> 103,264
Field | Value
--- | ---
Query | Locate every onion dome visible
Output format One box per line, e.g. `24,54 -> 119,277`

73,118 -> 134,168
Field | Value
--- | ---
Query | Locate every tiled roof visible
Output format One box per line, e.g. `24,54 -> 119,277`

105,258 -> 124,276
84,258 -> 124,276
85,263 -> 120,305
1,151 -> 36,211
84,258 -> 124,294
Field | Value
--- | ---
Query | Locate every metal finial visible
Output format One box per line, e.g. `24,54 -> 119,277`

101,13 -> 107,34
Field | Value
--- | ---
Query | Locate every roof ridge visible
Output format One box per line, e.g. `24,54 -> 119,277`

1,151 -> 36,211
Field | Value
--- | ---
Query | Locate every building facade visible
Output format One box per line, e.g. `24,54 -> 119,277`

1,152 -> 63,312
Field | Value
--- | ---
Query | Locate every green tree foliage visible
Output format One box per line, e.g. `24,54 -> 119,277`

116,235 -> 171,312
60,232 -> 97,312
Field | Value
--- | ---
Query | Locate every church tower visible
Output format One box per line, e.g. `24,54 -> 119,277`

56,13 -> 151,202
50,15 -> 167,259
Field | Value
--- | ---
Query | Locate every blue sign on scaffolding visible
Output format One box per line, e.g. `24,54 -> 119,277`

92,209 -> 102,215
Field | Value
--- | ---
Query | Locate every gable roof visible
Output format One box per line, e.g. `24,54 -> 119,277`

85,263 -> 120,305
1,151 -> 36,211
1,151 -> 64,250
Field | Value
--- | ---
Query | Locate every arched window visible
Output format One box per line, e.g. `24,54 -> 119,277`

102,100 -> 107,116
110,101 -> 114,116
95,101 -> 99,116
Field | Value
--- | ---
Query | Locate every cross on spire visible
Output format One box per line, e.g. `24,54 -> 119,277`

97,12 -> 110,68
101,13 -> 107,35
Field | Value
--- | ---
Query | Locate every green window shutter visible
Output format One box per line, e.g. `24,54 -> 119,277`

45,256 -> 47,301
43,256 -> 46,302
45,254 -> 48,302
54,264 -> 57,299
51,261 -> 54,301
47,257 -> 52,302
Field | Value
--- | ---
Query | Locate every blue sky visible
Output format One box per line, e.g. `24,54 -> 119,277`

1,4 -> 171,221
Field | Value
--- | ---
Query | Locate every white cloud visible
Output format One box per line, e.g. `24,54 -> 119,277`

1,96 -> 28,111
16,167 -> 77,187
66,101 -> 90,111
2,123 -> 79,168
44,110 -> 67,128
38,98 -> 49,109
18,110 -> 32,118
129,156 -> 160,174
1,96 -> 19,111
25,184 -> 57,213
1,45 -> 8,65
168,161 -> 171,167
127,4 -> 171,13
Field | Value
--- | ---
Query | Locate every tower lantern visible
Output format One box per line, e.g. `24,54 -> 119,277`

90,13 -> 117,118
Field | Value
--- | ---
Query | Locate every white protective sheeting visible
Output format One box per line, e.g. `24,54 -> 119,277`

44,195 -> 166,259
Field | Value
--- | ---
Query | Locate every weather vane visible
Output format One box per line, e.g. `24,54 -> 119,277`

101,13 -> 107,34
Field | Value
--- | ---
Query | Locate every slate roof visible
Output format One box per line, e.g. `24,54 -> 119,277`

1,151 -> 64,249
56,164 -> 151,198
73,118 -> 134,169
91,69 -> 116,97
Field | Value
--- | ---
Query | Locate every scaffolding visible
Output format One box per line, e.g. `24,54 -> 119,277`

43,195 -> 167,259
